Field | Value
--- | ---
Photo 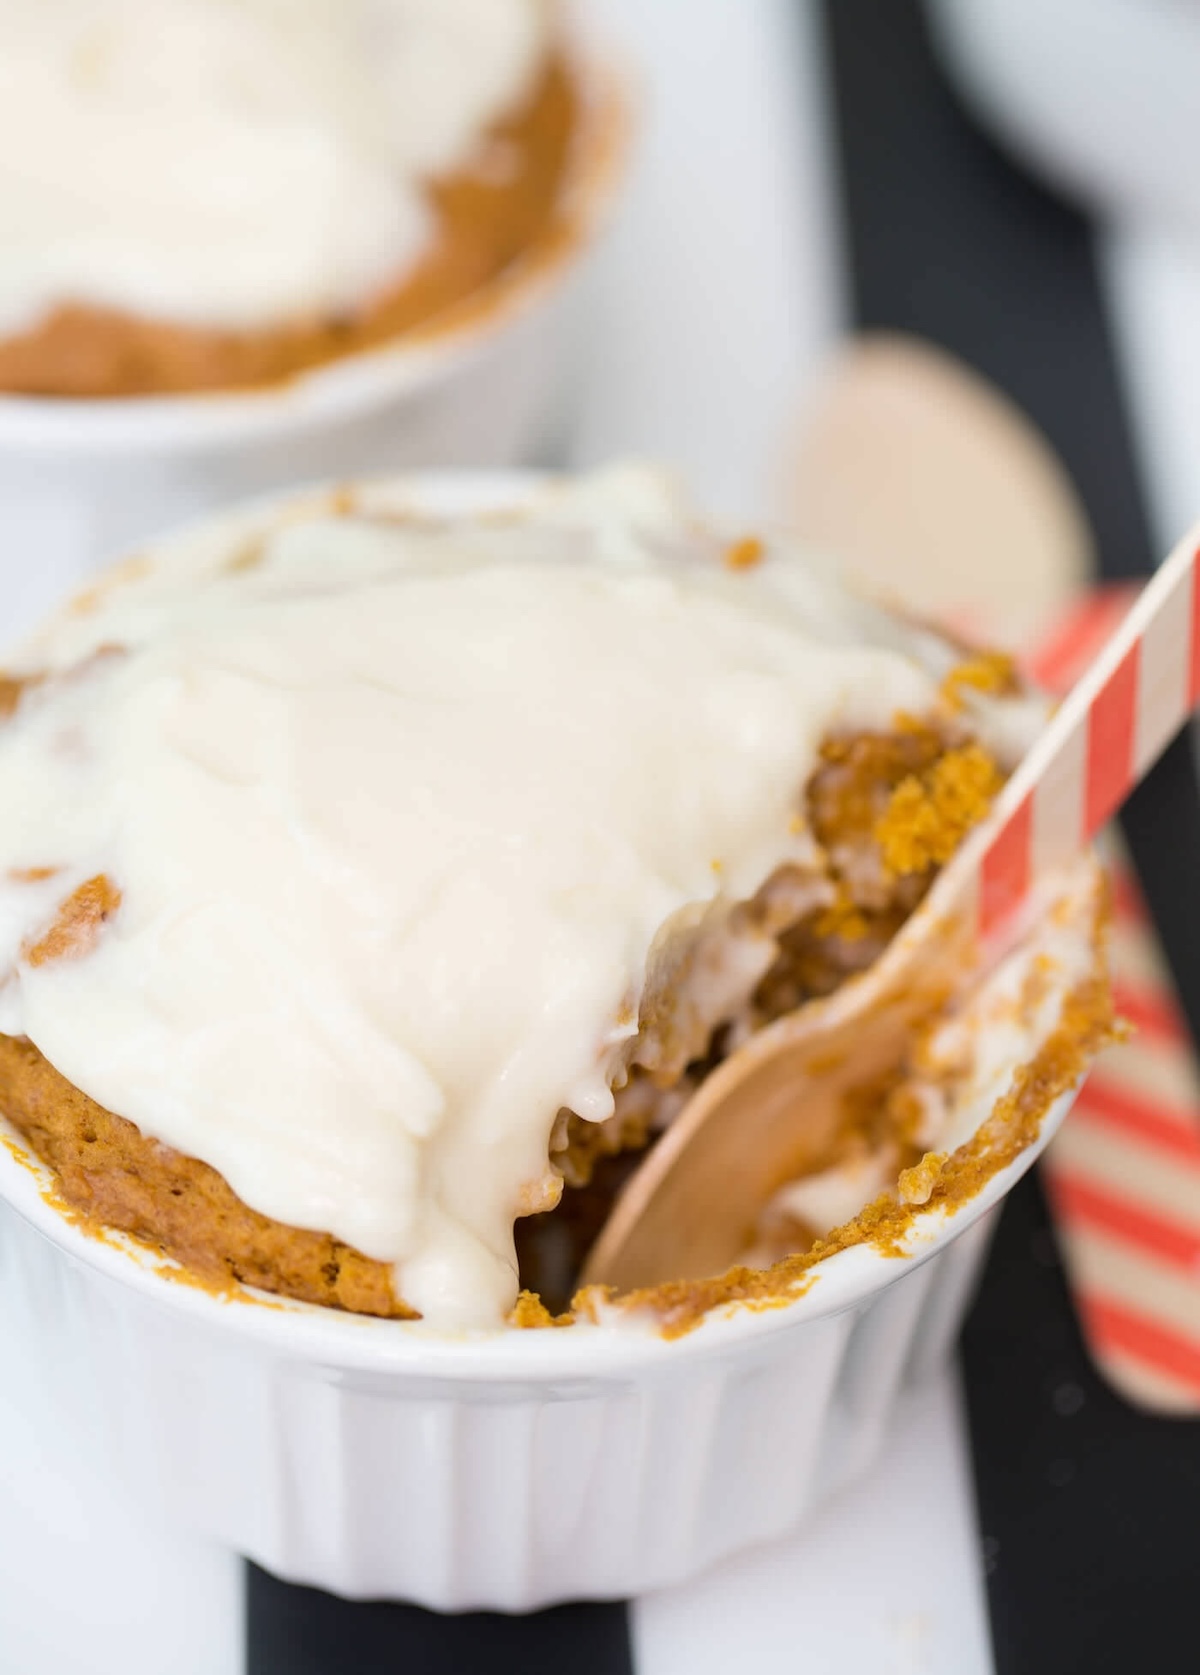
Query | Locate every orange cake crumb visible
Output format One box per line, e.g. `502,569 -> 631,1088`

22,875 -> 122,967
813,885 -> 871,943
509,1291 -> 573,1328
875,743 -> 1002,876
0,674 -> 33,720
898,1150 -> 948,1205
940,652 -> 1020,711
725,535 -> 765,571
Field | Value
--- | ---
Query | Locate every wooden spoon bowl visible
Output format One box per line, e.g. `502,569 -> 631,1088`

582,897 -> 974,1291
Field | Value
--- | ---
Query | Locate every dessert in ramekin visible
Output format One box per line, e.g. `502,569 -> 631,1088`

0,3 -> 628,633
0,467 -> 1114,1605
0,0 -> 584,398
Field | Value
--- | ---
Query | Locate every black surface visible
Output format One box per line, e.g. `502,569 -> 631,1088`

824,0 -> 1145,581
246,1566 -> 635,1675
822,0 -> 1200,1046
823,1 -> 1200,1670
961,1171 -> 1200,1675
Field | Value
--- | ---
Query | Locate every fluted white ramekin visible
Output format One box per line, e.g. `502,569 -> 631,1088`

0,26 -> 630,644
0,471 -> 1097,1608
0,1088 -> 1070,1609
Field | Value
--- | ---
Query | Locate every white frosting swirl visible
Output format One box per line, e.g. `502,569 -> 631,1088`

0,469 -> 950,1328
0,0 -> 549,335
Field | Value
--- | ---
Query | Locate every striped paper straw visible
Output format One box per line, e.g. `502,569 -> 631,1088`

1022,587 -> 1200,1413
928,524 -> 1200,939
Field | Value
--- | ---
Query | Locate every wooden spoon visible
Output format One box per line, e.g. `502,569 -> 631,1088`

778,333 -> 1092,646
581,906 -> 977,1292
582,349 -> 1198,1294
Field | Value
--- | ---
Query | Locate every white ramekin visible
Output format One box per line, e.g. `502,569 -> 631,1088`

0,30 -> 630,644
0,1091 -> 1068,1610
0,471 -> 1095,1609
925,0 -> 1200,234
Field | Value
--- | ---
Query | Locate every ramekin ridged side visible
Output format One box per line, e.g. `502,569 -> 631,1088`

0,1091 -> 1064,1610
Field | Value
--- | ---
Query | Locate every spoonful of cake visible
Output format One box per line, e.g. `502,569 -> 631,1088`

583,358 -> 1198,1295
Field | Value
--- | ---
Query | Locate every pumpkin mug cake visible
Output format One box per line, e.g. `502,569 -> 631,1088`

0,0 -> 583,396
0,467 -> 1112,1605
0,467 -> 1113,1341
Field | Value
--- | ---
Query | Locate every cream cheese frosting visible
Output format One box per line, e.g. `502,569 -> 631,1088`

0,0 -> 549,336
0,468 -> 962,1328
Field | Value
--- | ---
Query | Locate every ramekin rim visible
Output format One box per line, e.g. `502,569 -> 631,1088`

0,1080 -> 1078,1382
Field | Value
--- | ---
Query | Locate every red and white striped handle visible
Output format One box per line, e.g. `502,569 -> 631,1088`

936,524 -> 1200,938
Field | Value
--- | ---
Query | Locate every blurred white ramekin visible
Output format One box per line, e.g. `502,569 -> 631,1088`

0,472 -> 1100,1608
0,31 -> 630,642
925,0 -> 1200,233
